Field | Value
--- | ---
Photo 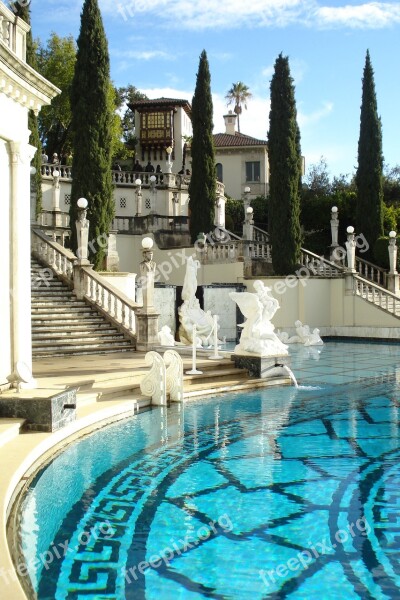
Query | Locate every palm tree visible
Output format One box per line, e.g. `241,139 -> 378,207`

225,81 -> 252,133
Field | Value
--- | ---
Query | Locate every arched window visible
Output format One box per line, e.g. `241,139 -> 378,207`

216,163 -> 223,182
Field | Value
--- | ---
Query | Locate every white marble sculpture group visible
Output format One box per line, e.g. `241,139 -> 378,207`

178,256 -> 217,346
278,320 -> 323,346
229,281 -> 288,357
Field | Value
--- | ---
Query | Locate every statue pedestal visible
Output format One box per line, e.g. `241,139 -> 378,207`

231,352 -> 290,379
135,311 -> 160,352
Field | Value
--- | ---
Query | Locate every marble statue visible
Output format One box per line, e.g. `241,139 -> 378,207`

229,280 -> 288,357
157,325 -> 175,346
178,256 -> 216,346
294,320 -> 324,346
278,321 -> 323,346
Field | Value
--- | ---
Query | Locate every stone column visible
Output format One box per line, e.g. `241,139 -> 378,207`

73,198 -> 91,300
387,231 -> 399,294
345,226 -> 356,272
330,205 -> 340,262
105,230 -> 120,271
135,178 -> 142,216
8,140 -> 36,388
135,237 -> 160,351
345,225 -> 356,295
243,206 -> 254,240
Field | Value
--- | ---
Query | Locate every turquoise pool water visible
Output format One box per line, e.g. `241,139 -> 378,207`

19,341 -> 400,599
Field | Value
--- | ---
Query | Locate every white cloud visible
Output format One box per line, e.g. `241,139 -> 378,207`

298,101 -> 334,127
110,49 -> 176,61
316,2 -> 400,28
103,0 -> 400,30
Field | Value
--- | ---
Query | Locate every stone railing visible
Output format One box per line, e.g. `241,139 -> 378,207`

81,267 -> 138,335
354,275 -> 400,317
41,164 -> 73,179
0,3 -> 29,60
37,209 -> 70,229
113,214 -> 189,234
200,239 -> 272,263
299,248 -> 344,277
356,256 -> 387,288
31,228 -> 75,285
252,226 -> 270,244
32,227 -> 138,338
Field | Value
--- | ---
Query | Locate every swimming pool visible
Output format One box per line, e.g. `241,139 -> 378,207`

18,341 -> 400,599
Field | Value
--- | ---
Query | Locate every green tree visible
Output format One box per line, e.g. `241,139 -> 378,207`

36,33 -> 76,159
268,54 -> 302,274
225,81 -> 252,133
69,0 -> 114,269
116,85 -> 148,149
355,50 -> 384,255
188,50 -> 216,243
15,2 -> 43,217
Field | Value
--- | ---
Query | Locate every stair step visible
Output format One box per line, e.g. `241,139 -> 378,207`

32,316 -> 106,324
183,377 -> 290,399
31,256 -> 136,357
0,419 -> 26,447
32,323 -> 116,333
33,345 -> 134,357
32,332 -> 126,342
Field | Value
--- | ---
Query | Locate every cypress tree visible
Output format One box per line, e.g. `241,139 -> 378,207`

69,0 -> 114,269
355,50 -> 384,256
268,54 -> 302,275
15,3 -> 43,218
189,50 -> 216,243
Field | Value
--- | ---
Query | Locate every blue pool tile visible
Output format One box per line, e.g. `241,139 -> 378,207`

220,457 -> 318,488
166,462 -> 228,499
287,561 -> 359,599
279,435 -> 355,459
190,486 -> 301,535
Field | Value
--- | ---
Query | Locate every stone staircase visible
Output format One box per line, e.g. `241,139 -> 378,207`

31,258 -> 135,357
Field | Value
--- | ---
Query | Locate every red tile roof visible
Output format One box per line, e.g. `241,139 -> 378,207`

213,132 -> 268,148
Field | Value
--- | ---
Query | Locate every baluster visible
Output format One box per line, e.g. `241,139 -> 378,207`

90,277 -> 95,300
121,303 -> 127,328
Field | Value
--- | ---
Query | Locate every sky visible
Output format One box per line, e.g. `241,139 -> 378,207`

27,0 -> 400,179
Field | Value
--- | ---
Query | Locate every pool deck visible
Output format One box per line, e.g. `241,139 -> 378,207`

0,349 -> 290,599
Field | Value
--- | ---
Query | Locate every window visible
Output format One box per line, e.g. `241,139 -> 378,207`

246,161 -> 261,182
216,163 -> 223,183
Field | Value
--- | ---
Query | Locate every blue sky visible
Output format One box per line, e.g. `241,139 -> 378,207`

28,0 -> 400,179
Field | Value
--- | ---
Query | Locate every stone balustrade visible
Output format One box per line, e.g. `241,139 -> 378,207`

31,228 -> 75,285
354,275 -> 400,316
0,3 -> 29,61
82,267 -> 138,335
356,256 -> 387,287
300,248 -> 343,277
31,227 -> 138,339
41,164 -> 72,179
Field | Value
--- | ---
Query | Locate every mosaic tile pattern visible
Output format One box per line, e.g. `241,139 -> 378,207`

21,342 -> 400,599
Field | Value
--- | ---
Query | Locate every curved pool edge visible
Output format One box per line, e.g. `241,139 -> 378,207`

0,395 -> 150,600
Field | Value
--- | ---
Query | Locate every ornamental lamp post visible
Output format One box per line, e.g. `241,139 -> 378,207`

388,231 -> 399,294
166,146 -> 173,174
242,186 -> 251,220
345,225 -> 356,272
149,174 -> 157,214
76,197 -> 89,263
135,178 -> 142,216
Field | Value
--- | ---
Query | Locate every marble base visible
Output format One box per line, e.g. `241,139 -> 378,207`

135,311 -> 160,351
0,388 -> 77,432
231,353 -> 290,379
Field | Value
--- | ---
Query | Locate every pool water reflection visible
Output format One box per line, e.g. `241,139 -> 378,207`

20,341 -> 400,599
